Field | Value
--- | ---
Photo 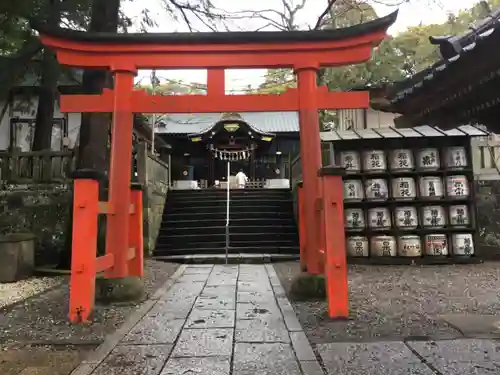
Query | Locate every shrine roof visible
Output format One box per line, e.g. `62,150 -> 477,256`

156,112 -> 299,135
385,9 -> 500,108
31,11 -> 397,45
320,124 -> 489,141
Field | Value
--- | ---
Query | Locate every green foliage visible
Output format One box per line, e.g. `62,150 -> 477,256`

259,0 -> 500,96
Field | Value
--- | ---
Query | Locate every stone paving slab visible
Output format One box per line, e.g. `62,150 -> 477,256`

146,298 -> 195,320
236,302 -> 282,320
171,328 -> 234,357
176,273 -> 211,283
183,266 -> 213,274
92,345 -> 172,375
160,357 -> 230,375
236,317 -> 290,343
237,291 -> 275,303
201,285 -> 236,297
194,294 -> 236,310
439,314 -> 500,336
122,317 -> 184,344
317,341 -> 434,375
233,343 -> 302,375
407,339 -> 500,374
185,309 -> 235,329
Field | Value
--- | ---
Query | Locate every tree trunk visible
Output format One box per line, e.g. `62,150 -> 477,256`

32,0 -> 60,151
58,0 -> 121,269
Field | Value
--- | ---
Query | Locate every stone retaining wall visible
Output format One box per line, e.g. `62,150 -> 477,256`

136,143 -> 169,255
0,184 -> 71,265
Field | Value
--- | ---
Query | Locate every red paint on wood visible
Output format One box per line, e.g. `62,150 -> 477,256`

69,178 -> 99,323
104,71 -> 135,279
128,189 -> 144,277
58,88 -> 369,113
321,174 -> 349,318
39,31 -> 386,69
296,67 -> 322,275
298,186 -> 307,271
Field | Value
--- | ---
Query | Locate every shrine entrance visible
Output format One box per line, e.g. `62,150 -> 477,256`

33,11 -> 398,323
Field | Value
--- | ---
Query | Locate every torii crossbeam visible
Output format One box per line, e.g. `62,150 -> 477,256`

33,10 -> 397,323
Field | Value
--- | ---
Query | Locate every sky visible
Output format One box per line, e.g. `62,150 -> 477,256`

122,0 -> 480,90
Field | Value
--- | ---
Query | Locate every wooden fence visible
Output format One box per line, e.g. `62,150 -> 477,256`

0,150 -> 75,184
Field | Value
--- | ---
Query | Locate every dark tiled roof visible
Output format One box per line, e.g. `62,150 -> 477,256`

320,124 -> 488,141
155,112 -> 299,134
389,10 -> 500,105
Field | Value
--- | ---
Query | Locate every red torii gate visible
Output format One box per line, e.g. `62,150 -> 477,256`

33,11 -> 397,323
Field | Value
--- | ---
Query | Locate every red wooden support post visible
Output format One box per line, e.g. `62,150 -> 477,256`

297,182 -> 307,271
105,69 -> 136,279
207,69 -> 225,96
129,183 -> 144,277
69,170 -> 101,323
318,166 -> 349,319
295,66 -> 323,275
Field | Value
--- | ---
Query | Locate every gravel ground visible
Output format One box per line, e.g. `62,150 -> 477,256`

0,276 -> 65,309
274,261 -> 500,345
0,259 -> 179,375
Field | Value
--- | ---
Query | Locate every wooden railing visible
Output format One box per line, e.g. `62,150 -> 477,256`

0,150 -> 75,184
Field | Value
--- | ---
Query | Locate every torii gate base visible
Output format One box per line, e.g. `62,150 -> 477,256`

33,11 -> 397,323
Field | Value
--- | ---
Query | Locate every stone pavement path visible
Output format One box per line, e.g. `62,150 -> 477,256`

73,264 -> 323,375
317,339 -> 500,374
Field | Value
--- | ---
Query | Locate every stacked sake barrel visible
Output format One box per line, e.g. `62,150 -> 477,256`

341,146 -> 475,262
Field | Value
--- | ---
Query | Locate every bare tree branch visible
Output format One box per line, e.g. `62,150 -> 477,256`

314,0 -> 338,29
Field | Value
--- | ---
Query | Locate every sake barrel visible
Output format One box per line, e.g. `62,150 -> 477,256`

370,236 -> 397,257
394,206 -> 418,230
419,176 -> 444,199
449,205 -> 470,227
398,235 -> 422,257
365,179 -> 389,201
345,209 -> 365,231
421,205 -> 446,228
452,233 -> 474,256
389,149 -> 414,171
424,234 -> 449,256
391,177 -> 416,200
339,150 -> 361,174
362,150 -> 387,172
367,207 -> 391,230
445,146 -> 468,170
347,236 -> 369,257
446,175 -> 469,199
343,180 -> 364,202
417,148 -> 440,170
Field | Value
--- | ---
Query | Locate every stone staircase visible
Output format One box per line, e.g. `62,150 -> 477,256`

153,188 -> 299,263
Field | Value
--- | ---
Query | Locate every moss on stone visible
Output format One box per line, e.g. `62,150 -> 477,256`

289,273 -> 326,300
95,276 -> 145,304
0,233 -> 36,243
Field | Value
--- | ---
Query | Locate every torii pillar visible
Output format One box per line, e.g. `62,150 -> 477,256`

295,66 -> 323,274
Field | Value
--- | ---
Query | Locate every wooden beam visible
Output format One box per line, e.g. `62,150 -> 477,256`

59,88 -> 369,113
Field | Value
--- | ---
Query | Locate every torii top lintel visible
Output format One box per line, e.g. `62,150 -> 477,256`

32,11 -> 397,70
